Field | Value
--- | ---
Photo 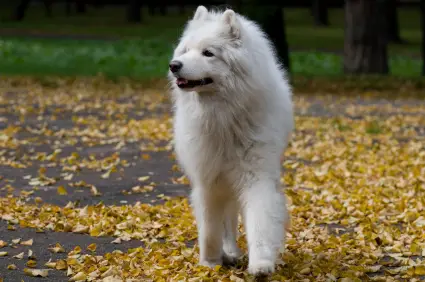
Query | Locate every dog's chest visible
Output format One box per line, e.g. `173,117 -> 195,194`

173,103 -> 251,182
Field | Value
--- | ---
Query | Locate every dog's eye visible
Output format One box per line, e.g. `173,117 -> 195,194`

202,50 -> 214,57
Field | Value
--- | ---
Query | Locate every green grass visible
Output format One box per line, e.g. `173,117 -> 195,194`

0,37 -> 421,78
0,5 -> 422,78
0,5 -> 422,55
0,38 -> 173,78
292,51 -> 421,77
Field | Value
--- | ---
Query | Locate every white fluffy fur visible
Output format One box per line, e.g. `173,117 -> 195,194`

168,5 -> 294,276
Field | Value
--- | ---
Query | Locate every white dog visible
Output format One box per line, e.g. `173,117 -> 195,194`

168,5 -> 294,277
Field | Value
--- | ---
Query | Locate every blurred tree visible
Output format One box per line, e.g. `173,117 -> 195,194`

75,0 -> 86,14
226,0 -> 242,12
311,0 -> 329,26
66,0 -> 72,15
127,0 -> 142,22
385,0 -> 404,43
179,2 -> 185,15
44,0 -> 52,17
148,0 -> 167,16
13,0 -> 52,20
344,0 -> 388,74
14,0 -> 31,21
242,2 -> 290,72
421,0 -> 425,75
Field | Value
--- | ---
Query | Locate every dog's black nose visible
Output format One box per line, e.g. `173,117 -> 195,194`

169,60 -> 183,73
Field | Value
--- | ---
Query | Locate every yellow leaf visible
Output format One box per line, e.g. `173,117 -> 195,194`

141,154 -> 151,160
415,265 -> 425,275
11,238 -> 21,244
44,261 -> 56,268
0,251 -> 8,257
34,197 -> 43,203
55,260 -> 67,270
26,260 -> 37,268
73,246 -> 82,254
49,243 -> 65,253
69,271 -> 86,281
90,185 -> 102,196
20,238 -> 33,246
13,252 -> 24,259
87,243 -> 97,252
101,169 -> 112,179
111,238 -> 121,244
23,268 -> 49,277
57,186 -> 68,195
138,176 -> 150,182
72,224 -> 89,234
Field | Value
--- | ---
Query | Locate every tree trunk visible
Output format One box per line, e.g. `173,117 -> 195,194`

43,0 -> 52,17
343,0 -> 388,74
385,0 -> 404,43
311,0 -> 329,26
65,0 -> 72,15
227,0 -> 242,12
421,0 -> 425,75
159,0 -> 166,16
13,0 -> 31,21
179,2 -> 185,15
148,3 -> 155,15
75,0 -> 86,14
242,4 -> 290,72
127,0 -> 142,22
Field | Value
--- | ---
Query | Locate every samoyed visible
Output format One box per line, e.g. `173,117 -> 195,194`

168,5 -> 294,277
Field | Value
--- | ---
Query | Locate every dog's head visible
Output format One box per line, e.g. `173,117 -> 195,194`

168,6 -> 246,93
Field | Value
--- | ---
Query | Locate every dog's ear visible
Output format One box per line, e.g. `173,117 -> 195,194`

221,9 -> 240,39
193,5 -> 208,21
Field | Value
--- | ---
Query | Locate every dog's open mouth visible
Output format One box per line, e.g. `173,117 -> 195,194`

176,78 -> 213,89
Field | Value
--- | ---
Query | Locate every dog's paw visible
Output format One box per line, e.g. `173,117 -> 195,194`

199,259 -> 222,268
248,260 -> 275,277
222,249 -> 243,266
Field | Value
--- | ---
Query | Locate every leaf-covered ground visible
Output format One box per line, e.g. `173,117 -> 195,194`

0,77 -> 424,281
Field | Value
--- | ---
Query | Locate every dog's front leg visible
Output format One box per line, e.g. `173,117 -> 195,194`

242,179 -> 287,277
222,200 -> 242,265
191,187 -> 224,267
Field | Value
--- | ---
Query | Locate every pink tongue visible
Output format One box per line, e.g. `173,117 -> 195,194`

177,78 -> 188,85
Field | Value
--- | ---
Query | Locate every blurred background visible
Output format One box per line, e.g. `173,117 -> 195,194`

0,0 -> 423,80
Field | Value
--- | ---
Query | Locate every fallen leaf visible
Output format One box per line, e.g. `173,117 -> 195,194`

26,260 -> 37,268
23,268 -> 49,277
87,243 -> 97,252
55,259 -> 67,270
7,264 -> 17,270
111,238 -> 121,244
57,185 -> 68,195
13,252 -> 24,259
49,243 -> 65,253
11,238 -> 21,244
138,176 -> 150,182
69,271 -> 86,281
20,238 -> 33,246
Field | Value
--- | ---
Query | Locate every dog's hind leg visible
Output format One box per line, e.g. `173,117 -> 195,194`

242,179 -> 287,277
